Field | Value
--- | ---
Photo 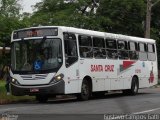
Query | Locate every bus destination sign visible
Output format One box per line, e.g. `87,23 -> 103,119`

13,28 -> 58,39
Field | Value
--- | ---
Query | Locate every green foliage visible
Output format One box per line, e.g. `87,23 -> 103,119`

0,0 -> 21,18
97,0 -> 146,36
0,0 -> 22,66
0,0 -> 160,68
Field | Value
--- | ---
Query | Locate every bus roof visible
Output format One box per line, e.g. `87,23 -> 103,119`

13,26 -> 155,43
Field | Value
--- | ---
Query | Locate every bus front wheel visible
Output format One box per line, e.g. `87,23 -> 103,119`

77,80 -> 91,101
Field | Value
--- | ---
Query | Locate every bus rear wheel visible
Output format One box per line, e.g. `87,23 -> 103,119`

36,95 -> 48,103
130,77 -> 139,95
123,77 -> 139,95
77,80 -> 91,101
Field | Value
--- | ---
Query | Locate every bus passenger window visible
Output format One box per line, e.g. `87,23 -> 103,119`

138,43 -> 147,61
79,35 -> 93,58
93,37 -> 106,59
80,47 -> 93,58
106,39 -> 118,59
117,40 -> 129,59
64,33 -> 78,67
129,42 -> 138,60
148,44 -> 156,61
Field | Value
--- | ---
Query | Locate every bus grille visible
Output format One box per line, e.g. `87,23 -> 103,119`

20,74 -> 48,80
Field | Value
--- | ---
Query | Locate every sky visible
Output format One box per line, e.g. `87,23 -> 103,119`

19,0 -> 42,13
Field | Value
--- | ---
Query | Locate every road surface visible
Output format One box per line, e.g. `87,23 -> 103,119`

0,87 -> 160,120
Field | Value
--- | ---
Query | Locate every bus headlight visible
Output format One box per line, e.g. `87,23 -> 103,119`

50,74 -> 64,84
11,78 -> 20,85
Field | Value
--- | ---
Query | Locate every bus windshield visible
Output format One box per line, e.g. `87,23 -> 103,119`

11,38 -> 63,73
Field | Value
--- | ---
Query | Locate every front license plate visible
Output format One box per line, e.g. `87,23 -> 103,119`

30,88 -> 39,92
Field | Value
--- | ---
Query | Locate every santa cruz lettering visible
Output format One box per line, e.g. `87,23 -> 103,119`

91,65 -> 114,72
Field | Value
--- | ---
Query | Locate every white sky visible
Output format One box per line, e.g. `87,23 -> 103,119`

19,0 -> 42,13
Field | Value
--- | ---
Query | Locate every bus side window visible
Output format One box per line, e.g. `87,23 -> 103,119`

64,33 -> 78,67
106,39 -> 118,59
78,35 -> 93,58
138,43 -> 147,61
117,40 -> 129,59
93,37 -> 106,59
128,42 -> 138,60
148,44 -> 156,61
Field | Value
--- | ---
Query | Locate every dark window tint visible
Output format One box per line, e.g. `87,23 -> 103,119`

117,40 -> 128,50
79,35 -> 93,58
129,51 -> 138,60
64,33 -> 78,67
129,42 -> 138,60
93,37 -> 105,48
79,47 -> 93,58
106,39 -> 118,59
93,37 -> 106,58
106,49 -> 118,59
78,35 -> 92,46
117,40 -> 129,59
64,40 -> 77,57
93,48 -> 106,59
106,39 -> 117,49
118,50 -> 129,59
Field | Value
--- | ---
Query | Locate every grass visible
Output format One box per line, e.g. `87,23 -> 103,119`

0,80 -> 35,104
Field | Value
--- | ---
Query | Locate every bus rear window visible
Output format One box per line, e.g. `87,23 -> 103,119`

13,28 -> 58,39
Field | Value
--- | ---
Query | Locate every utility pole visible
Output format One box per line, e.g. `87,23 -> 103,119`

145,0 -> 151,38
145,0 -> 160,38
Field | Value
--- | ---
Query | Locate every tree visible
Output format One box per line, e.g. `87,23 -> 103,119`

151,1 -> 160,69
0,0 -> 21,17
97,0 -> 146,36
0,0 -> 22,66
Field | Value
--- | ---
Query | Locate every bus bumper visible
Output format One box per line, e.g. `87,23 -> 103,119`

10,80 -> 65,96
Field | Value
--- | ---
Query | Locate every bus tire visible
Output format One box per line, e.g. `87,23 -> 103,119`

36,95 -> 48,103
129,76 -> 139,95
77,79 -> 91,101
123,77 -> 139,95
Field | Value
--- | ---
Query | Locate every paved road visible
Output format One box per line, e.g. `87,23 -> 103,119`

0,87 -> 160,120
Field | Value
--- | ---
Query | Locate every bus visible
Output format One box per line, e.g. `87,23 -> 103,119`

10,26 -> 158,102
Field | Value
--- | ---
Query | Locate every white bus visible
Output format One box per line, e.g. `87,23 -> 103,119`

10,26 -> 158,102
